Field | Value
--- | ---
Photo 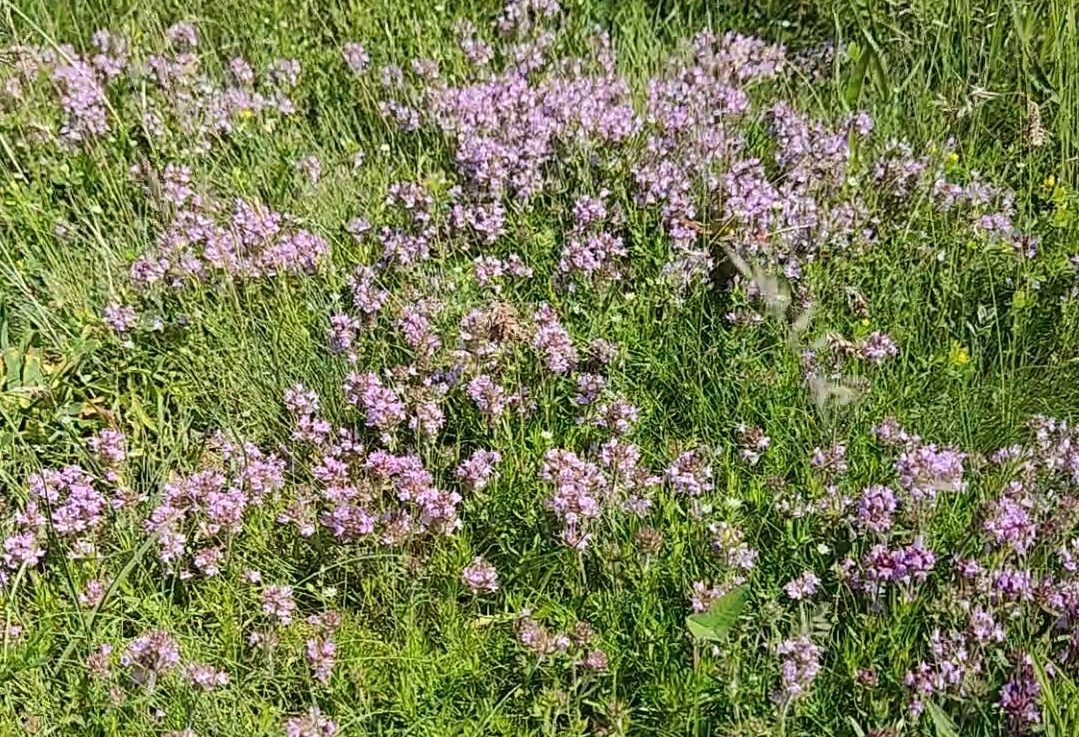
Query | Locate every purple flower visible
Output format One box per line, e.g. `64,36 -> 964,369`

810,444 -> 847,477
559,232 -> 626,280
88,429 -> 126,467
261,585 -> 296,626
328,313 -> 361,353
580,649 -> 609,671
295,155 -> 322,185
183,662 -> 228,690
590,397 -> 640,435
456,450 -> 502,491
855,485 -> 897,534
514,613 -> 570,657
305,637 -> 336,684
784,571 -> 820,600
193,547 -> 223,577
532,304 -> 577,374
541,448 -> 607,547
268,58 -> 302,87
983,488 -> 1037,556
462,556 -> 499,593
690,581 -> 725,613
466,375 -> 510,419
736,425 -> 771,465
774,636 -> 822,701
711,522 -> 758,571
1000,654 -> 1043,731
87,643 -> 113,678
344,372 -> 406,430
574,373 -> 606,405
860,331 -> 898,364
104,303 -> 136,334
666,450 -> 713,497
343,43 -> 370,75
284,707 -> 338,737
121,631 -> 180,687
896,443 -> 966,502
284,384 -> 320,417
79,579 -> 108,608
166,22 -> 198,48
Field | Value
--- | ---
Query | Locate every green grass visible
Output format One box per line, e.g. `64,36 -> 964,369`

3,0 -> 1079,735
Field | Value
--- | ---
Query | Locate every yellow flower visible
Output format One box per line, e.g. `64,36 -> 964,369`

948,340 -> 970,367
946,152 -> 959,165
240,108 -> 253,120
860,318 -> 870,327
1045,174 -> 1056,188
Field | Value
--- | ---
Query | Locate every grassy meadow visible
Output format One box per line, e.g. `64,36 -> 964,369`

3,0 -> 1079,735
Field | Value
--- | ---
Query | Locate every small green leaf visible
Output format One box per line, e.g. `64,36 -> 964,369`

926,701 -> 959,737
686,586 -> 748,641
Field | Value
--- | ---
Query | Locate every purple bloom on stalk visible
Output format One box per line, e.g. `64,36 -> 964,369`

193,547 -> 223,577
574,373 -> 606,405
295,155 -> 321,185
784,571 -> 820,600
79,579 -> 108,608
532,304 -> 577,374
989,567 -> 1034,603
261,585 -> 296,626
346,218 -> 372,240
162,164 -> 194,206
590,397 -> 640,435
462,556 -> 499,593
774,636 -> 822,702
305,637 -> 336,684
347,265 -> 388,314
896,443 -> 966,502
166,22 -> 198,48
87,643 -> 113,678
580,649 -> 609,671
88,429 -> 126,467
183,662 -> 228,690
229,57 -> 255,86
967,606 -> 1005,644
666,450 -> 713,497
690,581 -> 725,613
53,59 -> 109,144
104,303 -> 136,334
467,375 -> 510,419
541,448 -> 606,547
1001,654 -> 1044,731
736,425 -> 770,465
284,707 -> 338,737
342,43 -> 370,75
327,313 -> 361,353
268,59 -> 302,87
284,384 -> 320,417
121,631 -> 180,688
711,522 -> 757,571
456,450 -> 502,491
855,485 -> 897,533
983,489 -> 1037,556
344,372 -> 406,430
559,231 -> 626,280
860,331 -> 898,364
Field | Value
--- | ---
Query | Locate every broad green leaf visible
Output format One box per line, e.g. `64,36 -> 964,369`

686,586 -> 748,641
926,701 -> 958,737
